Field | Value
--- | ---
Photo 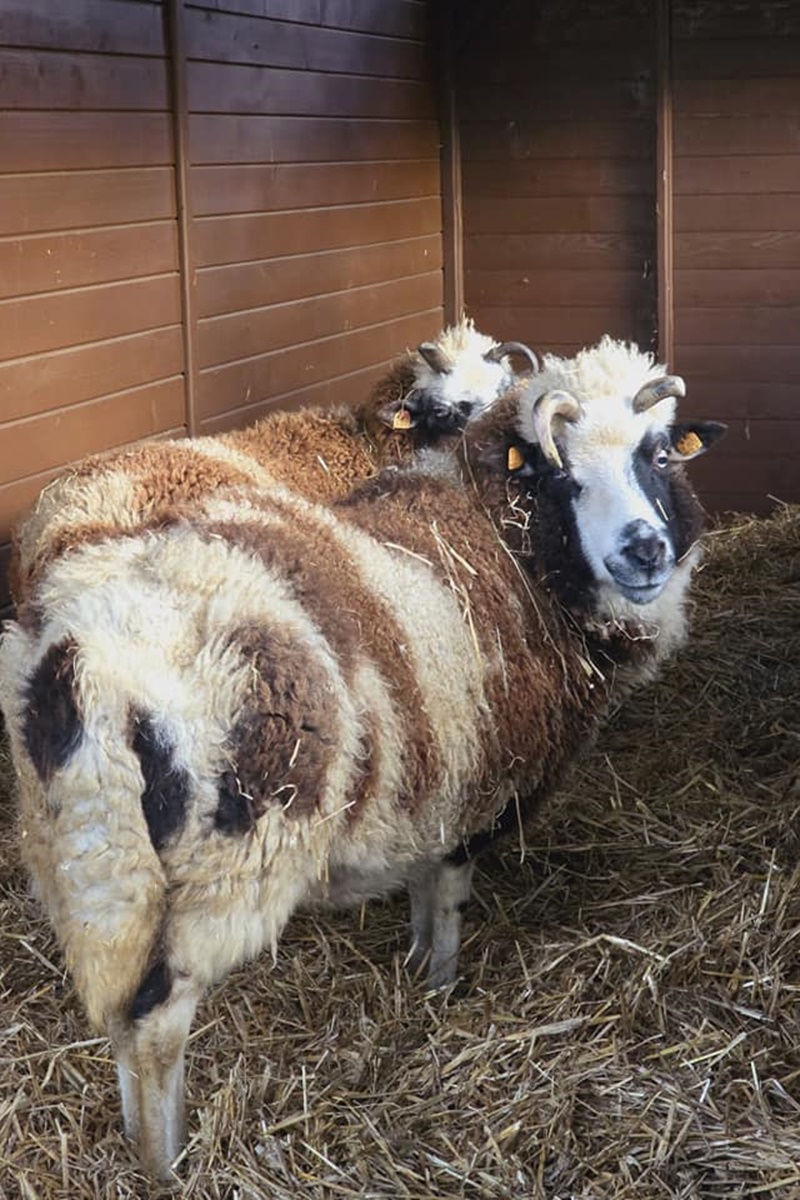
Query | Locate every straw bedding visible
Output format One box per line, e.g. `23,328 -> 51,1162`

1,505 -> 798,1199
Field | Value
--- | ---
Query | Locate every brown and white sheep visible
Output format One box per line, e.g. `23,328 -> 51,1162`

10,319 -> 536,606
0,337 -> 724,1180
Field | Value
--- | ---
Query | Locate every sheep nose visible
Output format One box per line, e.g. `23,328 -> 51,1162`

620,522 -> 669,572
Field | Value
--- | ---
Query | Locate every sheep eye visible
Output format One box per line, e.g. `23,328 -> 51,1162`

654,448 -> 670,470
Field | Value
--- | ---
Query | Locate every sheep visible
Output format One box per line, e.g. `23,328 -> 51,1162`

10,319 -> 536,606
0,336 -> 725,1180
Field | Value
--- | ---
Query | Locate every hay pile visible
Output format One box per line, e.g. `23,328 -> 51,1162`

1,506 -> 798,1199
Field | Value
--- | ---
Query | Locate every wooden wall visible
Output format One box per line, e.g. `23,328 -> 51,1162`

671,0 -> 800,513
0,0 -> 442,611
457,0 -> 658,358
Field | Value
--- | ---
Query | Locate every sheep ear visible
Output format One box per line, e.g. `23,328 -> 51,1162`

669,421 -> 727,461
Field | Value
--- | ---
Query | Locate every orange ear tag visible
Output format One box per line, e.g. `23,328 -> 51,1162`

507,445 -> 525,471
392,408 -> 412,430
676,431 -> 702,456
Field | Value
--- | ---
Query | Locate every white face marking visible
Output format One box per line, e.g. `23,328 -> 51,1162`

564,420 -> 676,606
417,353 -> 509,422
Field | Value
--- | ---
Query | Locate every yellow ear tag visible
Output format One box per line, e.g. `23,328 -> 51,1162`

392,408 -> 412,430
676,431 -> 702,457
507,445 -> 525,471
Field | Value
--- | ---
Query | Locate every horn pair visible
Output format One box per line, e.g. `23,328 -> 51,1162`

483,341 -> 539,374
532,390 -> 581,471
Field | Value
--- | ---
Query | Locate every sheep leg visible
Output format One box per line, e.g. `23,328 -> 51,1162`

408,859 -> 475,988
111,973 -> 203,1180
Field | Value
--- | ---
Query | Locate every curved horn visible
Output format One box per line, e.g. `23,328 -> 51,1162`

417,341 -> 451,375
532,389 -> 581,470
484,341 -> 540,374
633,374 -> 686,413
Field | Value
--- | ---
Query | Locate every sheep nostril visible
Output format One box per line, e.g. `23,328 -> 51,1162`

623,535 -> 667,572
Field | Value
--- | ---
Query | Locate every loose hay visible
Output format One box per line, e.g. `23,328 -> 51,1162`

1,505 -> 798,1199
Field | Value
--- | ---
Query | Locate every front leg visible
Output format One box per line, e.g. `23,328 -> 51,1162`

407,859 -> 475,988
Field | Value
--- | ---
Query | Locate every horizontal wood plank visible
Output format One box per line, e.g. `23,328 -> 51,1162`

675,194 -> 800,233
689,452 -> 799,506
462,119 -> 653,162
465,195 -> 652,236
0,326 -> 184,423
0,275 -> 181,361
674,231 -> 800,270
465,268 -> 647,310
0,47 -> 170,110
185,9 -> 426,79
195,198 -> 441,268
0,111 -> 173,171
0,377 -> 186,497
191,160 -> 439,216
462,159 -> 653,198
0,0 -> 166,56
0,222 -> 179,301
674,77 -> 800,118
674,39 -> 800,79
683,381 -> 800,421
197,308 -> 442,421
465,305 -> 644,349
673,155 -> 800,196
187,61 -> 433,119
189,113 -> 439,165
198,271 -> 441,368
457,78 -> 654,123
674,269 -> 800,309
676,117 -> 800,156
0,167 -> 176,236
187,0 -> 426,40
197,234 -> 442,318
675,307 -> 800,347
674,345 -> 800,384
465,232 -> 652,272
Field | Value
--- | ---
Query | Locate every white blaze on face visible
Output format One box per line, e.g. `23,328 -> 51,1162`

423,352 -> 508,418
561,403 -> 677,605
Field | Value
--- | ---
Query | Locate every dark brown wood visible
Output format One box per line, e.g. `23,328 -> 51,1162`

192,160 -> 439,216
188,0 -> 426,39
0,111 -> 173,171
0,48 -> 170,109
675,269 -> 800,308
466,268 -> 645,309
197,236 -> 443,319
465,233 -> 651,272
463,159 -> 652,197
674,155 -> 800,195
0,168 -> 175,236
190,114 -> 439,165
0,328 -> 184,425
167,0 -> 199,436
1,0 -> 166,55
466,196 -> 652,234
675,195 -> 800,231
656,0 -> 674,364
674,231 -> 800,269
436,0 -> 462,324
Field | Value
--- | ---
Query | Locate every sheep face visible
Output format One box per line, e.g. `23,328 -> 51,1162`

510,337 -> 725,623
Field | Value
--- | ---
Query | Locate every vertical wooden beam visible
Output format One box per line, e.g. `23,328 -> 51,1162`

166,0 -> 199,436
437,0 -> 464,324
656,0 -> 674,364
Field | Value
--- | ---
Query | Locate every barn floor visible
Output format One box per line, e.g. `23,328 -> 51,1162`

1,505 -> 799,1200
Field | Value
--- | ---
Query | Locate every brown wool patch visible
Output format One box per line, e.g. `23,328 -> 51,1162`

199,504 -> 442,815
126,443 -> 256,513
224,622 -> 340,823
346,708 -> 382,826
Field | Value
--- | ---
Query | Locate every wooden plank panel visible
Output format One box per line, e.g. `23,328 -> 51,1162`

187,61 -> 433,119
0,222 -> 179,301
462,120 -> 652,162
688,453 -> 798,505
192,160 -> 439,216
0,168 -> 176,236
674,195 -> 800,232
0,0 -> 166,56
0,378 -> 185,486
678,380 -> 798,421
674,232 -> 800,270
465,195 -> 652,235
458,78 -> 653,123
675,269 -> 800,308
467,45 -> 656,87
197,234 -> 443,318
465,268 -> 645,310
0,275 -> 181,360
185,10 -> 426,78
189,113 -> 438,165
675,307 -> 800,347
197,308 -> 441,421
468,305 -> 640,349
676,117 -> 800,156
188,0 -> 426,40
0,48 -> 170,109
673,7 -> 800,40
674,77 -> 800,117
0,111 -> 173,171
198,271 -> 441,367
675,346 -> 800,384
465,233 -> 651,272
195,199 -> 441,268
462,159 -> 652,198
673,156 -> 800,196
0,326 -> 184,423
674,40 -> 800,79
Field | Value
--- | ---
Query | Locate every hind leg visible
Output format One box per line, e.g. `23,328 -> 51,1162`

110,971 -> 203,1180
408,859 -> 475,988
